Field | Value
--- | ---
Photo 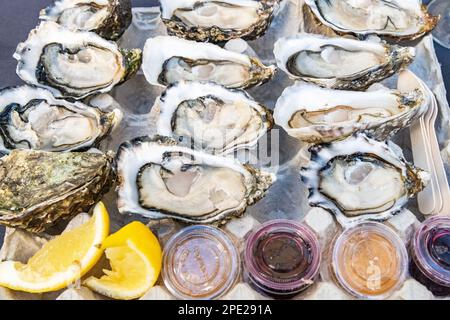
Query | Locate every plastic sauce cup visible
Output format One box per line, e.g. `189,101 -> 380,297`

243,220 -> 321,298
410,216 -> 450,296
162,225 -> 240,300
331,222 -> 408,300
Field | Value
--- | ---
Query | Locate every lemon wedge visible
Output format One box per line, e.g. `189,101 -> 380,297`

84,221 -> 162,300
0,202 -> 110,293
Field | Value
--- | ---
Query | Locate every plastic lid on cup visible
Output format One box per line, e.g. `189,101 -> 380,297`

162,225 -> 240,300
332,222 -> 408,299
243,219 -> 321,297
412,216 -> 450,287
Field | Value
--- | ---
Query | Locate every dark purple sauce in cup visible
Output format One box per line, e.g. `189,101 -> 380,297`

410,216 -> 450,296
243,220 -> 321,298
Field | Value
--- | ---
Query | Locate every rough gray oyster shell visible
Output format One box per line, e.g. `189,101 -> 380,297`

40,0 -> 132,41
14,22 -> 142,99
160,0 -> 281,42
116,136 -> 274,224
0,150 -> 114,233
301,133 -> 429,226
0,85 -> 122,153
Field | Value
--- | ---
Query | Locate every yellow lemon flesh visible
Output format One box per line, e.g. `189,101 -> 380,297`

0,202 -> 110,293
84,221 -> 162,300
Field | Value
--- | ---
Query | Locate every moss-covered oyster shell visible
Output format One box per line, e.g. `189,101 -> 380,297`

0,150 -> 114,233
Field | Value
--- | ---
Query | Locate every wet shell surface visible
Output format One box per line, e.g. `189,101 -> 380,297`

274,34 -> 415,91
0,150 -> 114,233
0,85 -> 122,153
143,36 -> 275,90
40,0 -> 132,40
304,0 -> 439,42
301,133 -> 429,226
14,22 -> 142,99
274,81 -> 427,144
160,0 -> 280,42
150,81 -> 273,155
116,136 -> 274,224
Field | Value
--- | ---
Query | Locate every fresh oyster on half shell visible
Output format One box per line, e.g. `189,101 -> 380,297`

40,0 -> 132,40
274,81 -> 427,143
150,81 -> 273,155
143,36 -> 275,89
0,85 -> 122,153
274,34 -> 415,91
160,0 -> 280,42
304,0 -> 439,42
14,22 -> 142,99
0,150 -> 114,233
116,136 -> 274,224
301,133 -> 429,225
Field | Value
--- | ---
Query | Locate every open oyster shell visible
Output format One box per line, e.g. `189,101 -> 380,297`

274,34 -> 415,91
150,81 -> 273,155
274,81 -> 427,143
301,133 -> 429,226
14,22 -> 142,100
0,150 -> 114,233
143,36 -> 275,90
304,0 -> 439,42
0,85 -> 122,153
40,0 -> 132,41
160,0 -> 280,42
116,136 -> 274,224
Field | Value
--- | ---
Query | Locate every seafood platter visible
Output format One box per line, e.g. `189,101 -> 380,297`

0,0 -> 449,300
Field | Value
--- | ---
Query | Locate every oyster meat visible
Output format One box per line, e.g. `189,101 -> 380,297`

116,136 -> 274,224
274,81 -> 427,143
0,150 -> 114,233
14,22 -> 142,99
304,0 -> 439,41
150,81 -> 273,154
160,0 -> 280,42
40,0 -> 132,40
274,34 -> 415,91
143,36 -> 275,89
301,133 -> 429,225
0,85 -> 122,153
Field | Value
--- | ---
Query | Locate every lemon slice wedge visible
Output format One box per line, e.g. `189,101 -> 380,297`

0,202 -> 110,293
84,221 -> 162,300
